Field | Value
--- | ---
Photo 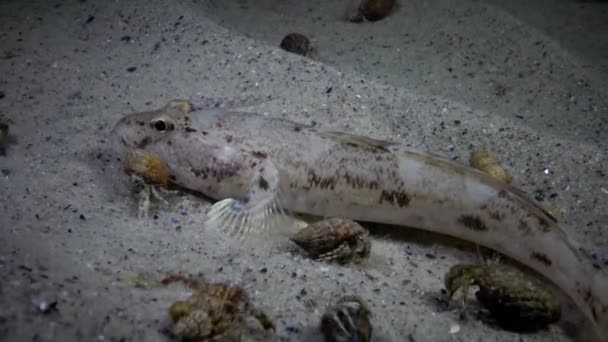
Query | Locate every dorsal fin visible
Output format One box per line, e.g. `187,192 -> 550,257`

318,131 -> 396,153
504,184 -> 558,224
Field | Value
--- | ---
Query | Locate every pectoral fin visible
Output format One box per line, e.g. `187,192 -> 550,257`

204,158 -> 291,237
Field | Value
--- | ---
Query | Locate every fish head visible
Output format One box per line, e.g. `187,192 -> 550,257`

110,99 -> 249,196
110,99 -> 194,155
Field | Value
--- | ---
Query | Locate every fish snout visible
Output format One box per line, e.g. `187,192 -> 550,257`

109,115 -> 139,155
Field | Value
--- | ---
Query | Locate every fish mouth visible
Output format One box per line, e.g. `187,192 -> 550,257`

109,116 -> 136,158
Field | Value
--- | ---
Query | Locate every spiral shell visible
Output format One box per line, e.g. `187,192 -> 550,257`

320,295 -> 373,342
124,149 -> 170,186
469,149 -> 512,184
290,217 -> 371,263
445,264 -> 561,332
166,279 -> 276,341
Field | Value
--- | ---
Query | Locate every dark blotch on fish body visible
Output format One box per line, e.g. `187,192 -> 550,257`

191,167 -> 208,179
379,190 -> 410,207
344,173 -> 379,190
458,215 -> 488,231
258,176 -> 269,190
251,151 -> 267,159
531,252 -> 552,266
308,170 -> 337,190
136,136 -> 151,149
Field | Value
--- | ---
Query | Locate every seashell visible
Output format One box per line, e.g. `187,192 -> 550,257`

320,295 -> 373,342
348,0 -> 396,22
166,279 -> 276,341
290,217 -> 371,263
279,33 -> 313,57
445,264 -> 561,332
124,149 -> 170,186
469,149 -> 512,184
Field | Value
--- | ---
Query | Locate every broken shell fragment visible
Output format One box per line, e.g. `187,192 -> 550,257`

320,295 -> 373,342
124,149 -> 170,186
469,149 -> 512,184
290,217 -> 371,263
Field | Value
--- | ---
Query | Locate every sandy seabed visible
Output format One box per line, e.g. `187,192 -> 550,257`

1,0 -> 607,341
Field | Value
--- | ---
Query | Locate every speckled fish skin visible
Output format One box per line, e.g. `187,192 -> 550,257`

111,100 -> 608,339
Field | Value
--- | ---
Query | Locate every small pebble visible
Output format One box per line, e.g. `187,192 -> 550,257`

33,298 -> 58,314
449,323 -> 460,334
285,325 -> 300,333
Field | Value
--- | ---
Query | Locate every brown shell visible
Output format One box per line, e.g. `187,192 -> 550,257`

469,149 -> 512,184
166,279 -> 275,340
290,217 -> 371,263
124,149 -> 170,186
320,295 -> 373,342
445,264 -> 561,332
279,32 -> 313,56
359,0 -> 396,21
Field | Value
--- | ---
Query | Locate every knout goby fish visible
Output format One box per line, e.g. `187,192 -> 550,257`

110,99 -> 608,339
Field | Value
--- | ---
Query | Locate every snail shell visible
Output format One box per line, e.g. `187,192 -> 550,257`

320,295 -> 373,342
280,32 -> 313,56
469,149 -> 512,184
445,264 -> 561,332
290,217 -> 371,263
124,149 -> 170,186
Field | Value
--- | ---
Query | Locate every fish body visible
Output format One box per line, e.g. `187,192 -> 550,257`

111,100 -> 608,339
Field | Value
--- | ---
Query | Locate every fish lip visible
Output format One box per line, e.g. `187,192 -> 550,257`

109,116 -> 135,156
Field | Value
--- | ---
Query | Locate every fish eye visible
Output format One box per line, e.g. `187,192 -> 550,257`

153,119 -> 167,131
151,118 -> 173,132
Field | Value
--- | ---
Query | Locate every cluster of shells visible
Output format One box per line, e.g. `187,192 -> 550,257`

162,274 -> 374,342
278,1 -> 397,58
